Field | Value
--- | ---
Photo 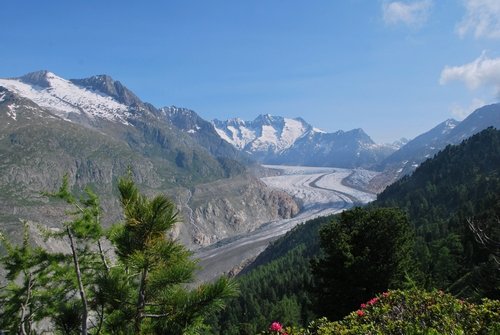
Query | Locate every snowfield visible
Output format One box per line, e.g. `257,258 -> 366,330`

195,165 -> 378,282
0,73 -> 131,124
212,115 -> 311,153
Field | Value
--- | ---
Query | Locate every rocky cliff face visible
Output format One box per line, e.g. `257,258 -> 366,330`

0,73 -> 300,253
170,176 -> 299,249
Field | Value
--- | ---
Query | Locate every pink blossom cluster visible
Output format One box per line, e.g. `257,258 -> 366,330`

356,291 -> 391,317
268,321 -> 288,335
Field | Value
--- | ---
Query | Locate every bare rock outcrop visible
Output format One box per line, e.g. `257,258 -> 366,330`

170,176 -> 300,249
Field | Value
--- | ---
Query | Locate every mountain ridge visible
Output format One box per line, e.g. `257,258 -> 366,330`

70,74 -> 145,107
212,114 -> 395,168
0,71 -> 299,251
377,103 -> 500,179
2,70 -> 499,251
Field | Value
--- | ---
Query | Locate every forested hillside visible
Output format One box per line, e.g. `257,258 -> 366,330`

212,217 -> 329,334
212,127 -> 500,333
377,127 -> 500,296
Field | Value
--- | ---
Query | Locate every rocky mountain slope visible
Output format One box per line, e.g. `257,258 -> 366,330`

0,71 -> 299,249
0,71 -> 241,184
3,70 -> 498,251
159,106 -> 252,166
374,103 -> 500,186
212,114 -> 395,168
174,176 -> 299,247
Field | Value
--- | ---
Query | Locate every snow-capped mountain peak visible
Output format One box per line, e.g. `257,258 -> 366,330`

19,70 -> 54,88
212,114 -> 311,152
159,106 -> 205,133
70,74 -> 144,107
0,71 -> 131,124
211,114 -> 394,167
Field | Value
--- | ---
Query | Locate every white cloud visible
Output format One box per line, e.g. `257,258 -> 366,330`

457,0 -> 500,39
440,52 -> 500,96
450,98 -> 486,119
382,0 -> 433,27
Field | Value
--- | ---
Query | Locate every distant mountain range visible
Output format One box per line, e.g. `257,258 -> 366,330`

377,103 -> 500,178
211,102 -> 499,172
0,71 -> 248,184
2,70 -> 498,182
0,69 -> 499,250
0,71 -> 298,249
160,106 -> 251,164
212,115 -> 397,168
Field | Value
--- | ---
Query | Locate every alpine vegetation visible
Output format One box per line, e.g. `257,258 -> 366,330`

0,175 -> 238,335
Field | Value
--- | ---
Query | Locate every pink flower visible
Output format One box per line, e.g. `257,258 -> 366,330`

368,297 -> 379,305
269,322 -> 283,332
357,309 -> 365,317
382,292 -> 390,298
360,303 -> 367,309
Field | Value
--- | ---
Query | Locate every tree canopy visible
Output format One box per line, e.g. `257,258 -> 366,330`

311,207 -> 415,320
0,175 -> 237,334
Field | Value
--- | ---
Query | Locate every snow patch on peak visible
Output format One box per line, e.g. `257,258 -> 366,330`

250,125 -> 279,150
19,70 -> 53,88
0,74 -> 131,124
279,118 -> 307,148
0,91 -> 5,102
227,117 -> 245,125
213,115 -> 313,153
214,117 -> 246,129
442,119 -> 458,134
214,127 -> 236,146
187,125 -> 201,133
226,125 -> 256,150
7,103 -> 18,120
91,74 -> 113,82
44,71 -> 60,80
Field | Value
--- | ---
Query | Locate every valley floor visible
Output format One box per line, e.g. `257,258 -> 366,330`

194,165 -> 377,282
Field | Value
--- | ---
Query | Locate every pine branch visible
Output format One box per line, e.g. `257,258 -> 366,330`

67,226 -> 88,335
97,239 -> 110,273
18,272 -> 33,335
143,313 -> 170,318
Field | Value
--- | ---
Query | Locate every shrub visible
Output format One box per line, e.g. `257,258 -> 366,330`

261,289 -> 500,335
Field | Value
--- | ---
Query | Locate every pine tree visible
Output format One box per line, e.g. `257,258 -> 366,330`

0,175 -> 238,334
0,222 -> 48,334
311,207 -> 415,320
107,175 -> 238,334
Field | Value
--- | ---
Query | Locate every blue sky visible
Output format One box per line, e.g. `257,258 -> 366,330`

1,1 -> 500,143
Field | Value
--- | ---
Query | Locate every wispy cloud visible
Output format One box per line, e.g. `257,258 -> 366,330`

440,52 -> 500,96
450,98 -> 486,119
457,0 -> 500,39
382,0 -> 433,27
